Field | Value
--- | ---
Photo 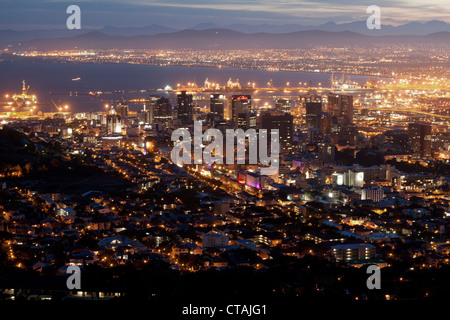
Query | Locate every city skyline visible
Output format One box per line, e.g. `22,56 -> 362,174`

0,0 -> 450,309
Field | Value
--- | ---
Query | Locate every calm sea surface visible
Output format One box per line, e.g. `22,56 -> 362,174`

0,62 -> 372,113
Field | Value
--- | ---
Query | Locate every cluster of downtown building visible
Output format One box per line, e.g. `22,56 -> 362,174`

52,86 -> 448,219
82,90 -> 447,212
1,79 -> 450,300
69,88 -> 448,232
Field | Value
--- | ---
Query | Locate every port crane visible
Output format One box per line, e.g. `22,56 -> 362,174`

0,81 -> 68,113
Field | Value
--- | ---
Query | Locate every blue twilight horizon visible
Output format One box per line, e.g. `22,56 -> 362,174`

0,0 -> 449,30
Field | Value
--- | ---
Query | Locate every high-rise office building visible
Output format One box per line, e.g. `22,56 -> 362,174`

318,142 -> 336,163
319,112 -> 332,134
143,110 -> 152,124
330,123 -> 358,146
327,94 -> 353,124
153,96 -> 172,128
259,111 -> 294,153
408,123 -> 432,158
385,129 -> 409,147
109,103 -> 117,115
275,98 -> 291,114
237,111 -> 257,130
305,102 -> 322,129
107,114 -> 122,134
231,95 -> 251,127
143,95 -> 160,124
138,108 -> 152,125
307,127 -> 323,145
210,94 -> 225,120
177,91 -> 193,124
116,102 -> 129,118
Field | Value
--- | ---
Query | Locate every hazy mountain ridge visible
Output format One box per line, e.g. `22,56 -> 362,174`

7,28 -> 450,51
193,20 -> 450,35
1,19 -> 450,42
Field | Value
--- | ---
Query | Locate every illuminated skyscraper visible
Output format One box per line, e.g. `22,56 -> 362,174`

327,94 -> 353,124
307,127 -> 323,145
139,95 -> 159,125
153,96 -> 172,128
275,98 -> 291,114
237,111 -> 257,129
260,111 -> 294,153
231,95 -> 251,128
305,102 -> 322,129
177,91 -> 193,124
210,94 -> 225,120
408,123 -> 432,158
319,112 -> 332,134
116,102 -> 129,118
107,114 -> 122,134
318,142 -> 335,162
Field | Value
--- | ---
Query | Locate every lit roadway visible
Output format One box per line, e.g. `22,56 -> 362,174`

49,86 -> 334,100
360,106 -> 450,120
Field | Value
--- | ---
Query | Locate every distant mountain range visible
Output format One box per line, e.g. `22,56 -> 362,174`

190,20 -> 450,36
0,24 -> 177,42
100,24 -> 178,36
1,19 -> 450,42
5,29 -> 450,51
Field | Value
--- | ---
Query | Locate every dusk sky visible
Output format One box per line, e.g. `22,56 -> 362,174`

0,0 -> 450,30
